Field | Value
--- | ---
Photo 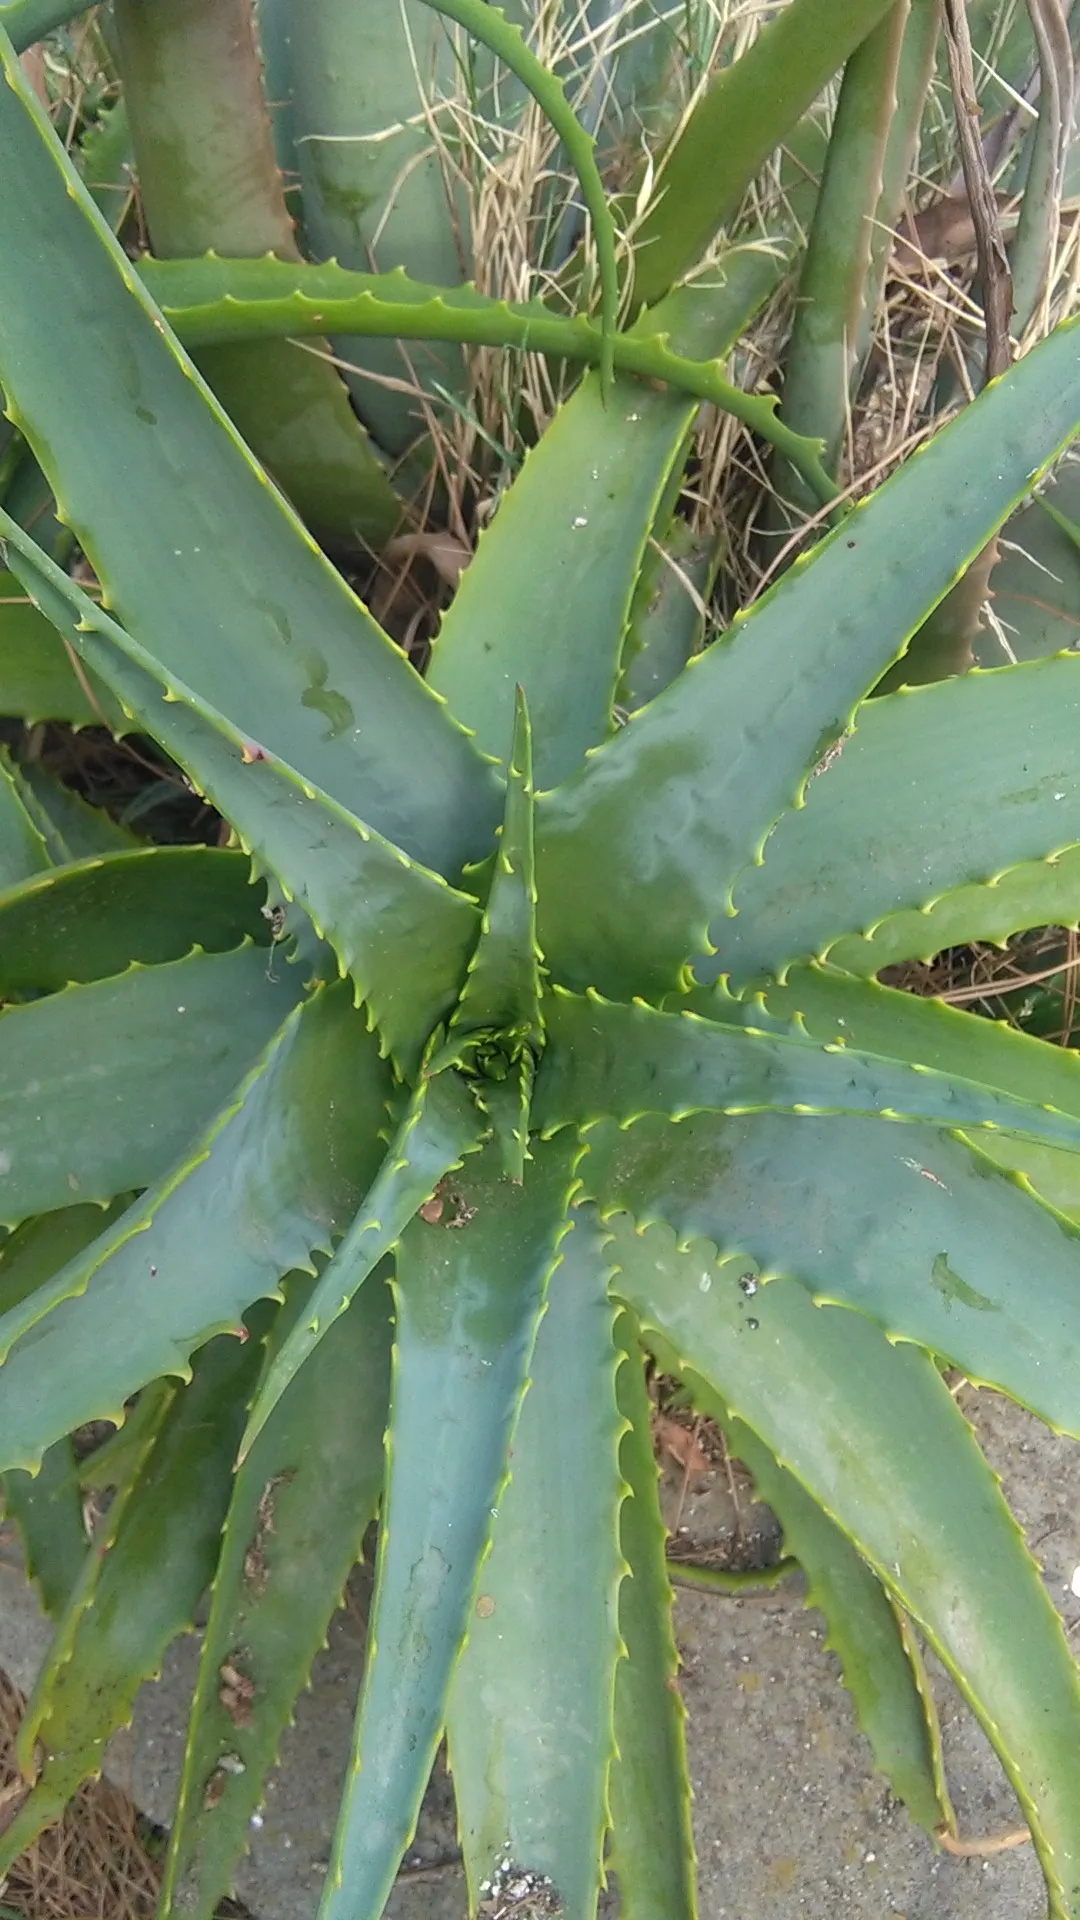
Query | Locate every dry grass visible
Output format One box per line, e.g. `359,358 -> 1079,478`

0,1670 -> 162,1920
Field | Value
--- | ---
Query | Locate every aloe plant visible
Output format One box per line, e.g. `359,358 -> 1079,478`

4,3 -> 1080,1918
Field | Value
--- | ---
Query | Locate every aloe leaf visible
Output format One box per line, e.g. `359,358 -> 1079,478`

0,982 -> 391,1470
1,521 -> 481,1071
631,0 -> 897,310
139,252 -> 833,506
320,1137 -> 576,1920
598,1207 -> 1080,1916
0,847 -> 268,992
428,261 -> 780,785
776,4 -> 908,507
0,570 -> 124,726
0,746 -> 49,886
0,1201 -> 133,1319
446,1210 -> 626,1920
160,1272 -> 393,1920
607,1306 -> 696,1920
0,38 -> 498,877
2,1444 -> 86,1623
664,1355 -> 951,1837
712,653 -> 1080,986
535,324 -> 1080,1002
242,1063 -> 485,1459
852,0 -> 940,383
112,0 -> 402,552
987,467 -> 1080,665
1009,0 -> 1072,337
0,1328 -> 265,1870
16,764 -> 141,862
0,946 -> 299,1228
619,519 -> 711,714
76,99 -> 134,235
442,692 -> 541,1178
534,985 -> 1080,1153
580,1105 -> 1080,1451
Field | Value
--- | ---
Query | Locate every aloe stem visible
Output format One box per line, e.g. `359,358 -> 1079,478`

1010,0 -> 1073,337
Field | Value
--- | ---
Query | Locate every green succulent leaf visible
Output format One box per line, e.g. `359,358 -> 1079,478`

0,983 -> 392,1470
0,570 -> 125,727
319,1137 -> 576,1920
987,466 -> 1080,665
0,0 -> 91,52
631,0 -> 897,308
15,764 -> 141,863
664,1353 -> 951,1838
242,1063 -> 485,1460
711,654 -> 1080,986
447,1208 -> 626,1920
0,746 -> 49,888
428,263 -> 783,786
580,1104 -> 1080,1456
0,945 -> 300,1229
160,1272 -> 393,1920
1,1442 -> 86,1623
0,846 -> 268,993
598,1207 -> 1080,1918
607,1306 -> 697,1920
534,984 -> 1080,1152
535,319 -> 1080,1002
0,37 -> 498,877
0,1329 -> 264,1871
0,520 -> 482,1073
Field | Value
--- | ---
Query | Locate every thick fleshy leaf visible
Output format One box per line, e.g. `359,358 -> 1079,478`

598,1207 -> 1080,1917
15,763 -> 141,862
534,985 -> 1080,1152
987,468 -> 1080,665
630,0 -> 897,308
1,1443 -> 86,1623
664,1354 -> 950,1837
0,570 -> 125,726
0,983 -> 392,1470
428,265 -> 779,787
0,945 -> 299,1227
0,39 -> 498,877
446,1212 -> 626,1920
0,745 -> 48,887
580,1104 -> 1080,1461
0,846 -> 267,992
112,0 -> 402,551
161,1272 -> 393,1920
1,522 -> 481,1071
242,1064 -> 485,1458
0,1330 -> 264,1869
711,654 -> 1080,985
534,319 -> 1080,1001
319,1138 -> 576,1920
607,1307 -> 696,1920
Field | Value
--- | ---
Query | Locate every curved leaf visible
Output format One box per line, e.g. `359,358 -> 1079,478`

161,1272 -> 393,1920
665,1353 -> 951,1838
579,1105 -> 1080,1452
16,763 -> 140,862
1,522 -> 481,1072
242,1063 -> 485,1458
598,1206 -> 1080,1919
0,945 -> 299,1227
0,982 -> 391,1470
0,745 -> 48,887
607,1306 -> 696,1920
0,846 -> 268,992
0,38 -> 498,877
712,654 -> 1080,986
534,984 -> 1080,1152
319,1137 -> 575,1920
534,317 -> 1080,1001
446,1209 -> 626,1920
0,1330 -> 264,1870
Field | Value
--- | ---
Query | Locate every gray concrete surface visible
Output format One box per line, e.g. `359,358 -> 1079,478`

2,1385 -> 1078,1919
